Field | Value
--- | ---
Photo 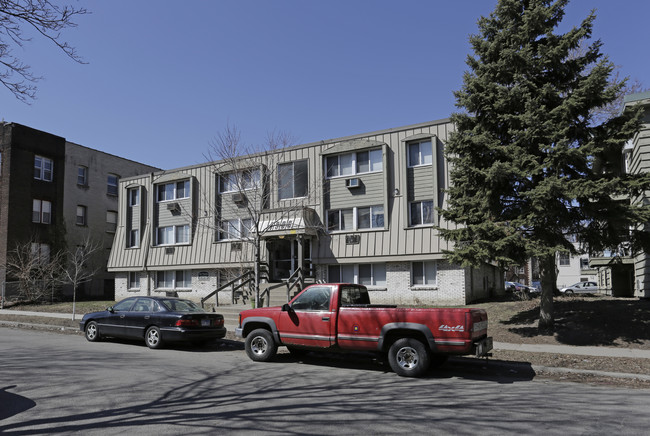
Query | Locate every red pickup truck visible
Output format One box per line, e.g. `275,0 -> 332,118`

235,283 -> 493,377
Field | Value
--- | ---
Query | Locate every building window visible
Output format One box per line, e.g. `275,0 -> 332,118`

34,156 -> 53,181
219,218 -> 252,240
32,199 -> 52,224
157,180 -> 190,202
128,187 -> 139,206
156,224 -> 190,245
156,270 -> 192,289
76,205 -> 87,226
128,272 -> 139,290
412,261 -> 436,286
326,149 -> 382,178
408,140 -> 433,167
106,211 -> 117,233
327,205 -> 385,232
77,166 -> 88,186
328,263 -> 386,286
129,229 -> 140,248
107,174 -> 119,196
219,169 -> 260,193
409,200 -> 434,226
278,160 -> 308,200
327,208 -> 354,232
580,258 -> 589,270
31,243 -> 50,263
357,205 -> 384,229
559,252 -> 570,266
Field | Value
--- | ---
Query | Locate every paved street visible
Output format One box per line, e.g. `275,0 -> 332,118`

1,329 -> 650,435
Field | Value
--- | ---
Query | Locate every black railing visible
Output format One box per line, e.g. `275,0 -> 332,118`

200,270 -> 254,309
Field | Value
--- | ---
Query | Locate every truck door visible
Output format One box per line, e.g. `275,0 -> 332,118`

278,285 -> 335,348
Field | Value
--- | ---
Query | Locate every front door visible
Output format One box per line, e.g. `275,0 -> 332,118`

267,238 -> 312,281
277,285 -> 335,348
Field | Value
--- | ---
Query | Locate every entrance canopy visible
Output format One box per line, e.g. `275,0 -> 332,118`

257,207 -> 321,238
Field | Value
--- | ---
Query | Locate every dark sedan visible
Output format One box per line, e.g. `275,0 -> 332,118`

79,296 -> 227,349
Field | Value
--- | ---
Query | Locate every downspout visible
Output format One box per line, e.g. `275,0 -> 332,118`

141,172 -> 154,296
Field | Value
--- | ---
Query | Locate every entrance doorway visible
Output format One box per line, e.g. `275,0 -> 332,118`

267,237 -> 312,282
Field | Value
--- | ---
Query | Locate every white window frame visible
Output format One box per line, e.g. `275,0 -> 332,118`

219,169 -> 260,193
325,148 -> 383,179
328,263 -> 387,287
32,199 -> 52,224
411,261 -> 437,286
31,243 -> 50,263
129,229 -> 140,248
156,270 -> 192,290
278,160 -> 308,200
409,200 -> 434,227
156,224 -> 190,245
106,210 -> 117,233
327,205 -> 385,232
407,140 -> 433,168
559,252 -> 570,266
219,218 -> 252,241
34,156 -> 53,181
76,205 -> 87,226
128,188 -> 140,206
128,272 -> 139,290
77,166 -> 87,186
157,180 -> 190,202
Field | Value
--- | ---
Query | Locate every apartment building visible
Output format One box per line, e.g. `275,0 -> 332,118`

108,119 -> 503,306
0,122 -> 159,299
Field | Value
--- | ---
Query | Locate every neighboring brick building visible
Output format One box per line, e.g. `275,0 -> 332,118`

107,119 -> 503,306
0,122 -> 159,299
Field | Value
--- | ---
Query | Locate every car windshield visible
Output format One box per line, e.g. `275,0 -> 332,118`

159,299 -> 203,312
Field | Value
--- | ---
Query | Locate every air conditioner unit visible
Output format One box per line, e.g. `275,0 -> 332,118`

232,193 -> 247,204
346,178 -> 360,188
166,202 -> 180,212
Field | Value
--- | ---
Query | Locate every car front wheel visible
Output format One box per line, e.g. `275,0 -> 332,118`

145,326 -> 163,349
245,328 -> 277,362
564,290 -> 574,295
85,321 -> 101,342
388,338 -> 430,377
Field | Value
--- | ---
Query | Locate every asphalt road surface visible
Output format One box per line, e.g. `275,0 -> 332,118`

1,328 -> 650,435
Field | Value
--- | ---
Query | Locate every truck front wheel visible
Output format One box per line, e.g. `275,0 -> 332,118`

388,338 -> 430,377
245,328 -> 277,362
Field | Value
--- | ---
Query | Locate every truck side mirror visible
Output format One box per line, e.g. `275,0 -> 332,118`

281,303 -> 291,312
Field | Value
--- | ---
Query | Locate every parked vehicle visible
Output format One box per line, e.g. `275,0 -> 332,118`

505,281 -> 517,292
236,283 -> 492,377
80,296 -> 226,349
559,281 -> 598,295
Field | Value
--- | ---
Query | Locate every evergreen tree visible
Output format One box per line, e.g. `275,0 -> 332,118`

440,0 -> 650,332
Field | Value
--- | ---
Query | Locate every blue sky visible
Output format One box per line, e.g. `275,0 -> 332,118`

3,0 -> 649,169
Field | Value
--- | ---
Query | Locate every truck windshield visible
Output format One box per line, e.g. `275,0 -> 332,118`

340,286 -> 370,306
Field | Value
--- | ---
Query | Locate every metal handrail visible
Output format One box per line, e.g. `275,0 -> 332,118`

201,270 -> 254,308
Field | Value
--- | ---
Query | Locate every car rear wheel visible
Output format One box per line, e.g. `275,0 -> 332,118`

388,338 -> 430,377
245,328 -> 277,362
564,290 -> 574,295
145,326 -> 163,349
85,321 -> 101,342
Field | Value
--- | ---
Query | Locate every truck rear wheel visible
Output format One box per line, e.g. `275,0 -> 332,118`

388,338 -> 430,377
245,328 -> 277,362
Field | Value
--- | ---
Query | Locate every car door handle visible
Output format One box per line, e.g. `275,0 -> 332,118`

322,317 -> 330,321
144,315 -> 150,320
120,315 -> 125,319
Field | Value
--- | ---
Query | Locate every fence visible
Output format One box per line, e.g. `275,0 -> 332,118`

1,281 -> 61,308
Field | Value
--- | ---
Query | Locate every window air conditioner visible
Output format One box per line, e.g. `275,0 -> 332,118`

167,202 -> 180,212
232,193 -> 247,204
346,178 -> 360,188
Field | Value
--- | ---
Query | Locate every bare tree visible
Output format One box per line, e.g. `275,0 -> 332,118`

203,124 -> 323,307
5,239 -> 63,303
60,234 -> 102,320
0,0 -> 88,103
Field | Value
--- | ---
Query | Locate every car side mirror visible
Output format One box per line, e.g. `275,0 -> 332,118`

107,307 -> 114,313
281,303 -> 291,312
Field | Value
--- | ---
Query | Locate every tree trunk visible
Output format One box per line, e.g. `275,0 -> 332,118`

254,237 -> 261,308
538,254 -> 556,334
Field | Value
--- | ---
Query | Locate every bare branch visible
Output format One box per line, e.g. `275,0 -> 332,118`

0,0 -> 88,102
